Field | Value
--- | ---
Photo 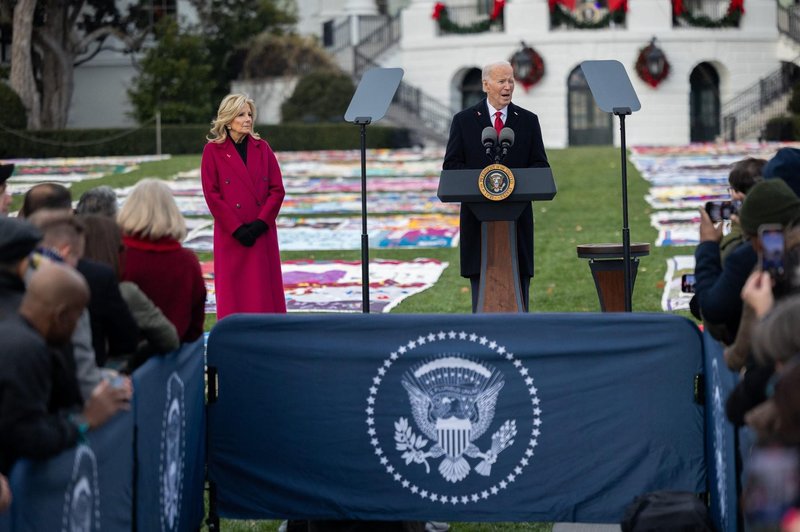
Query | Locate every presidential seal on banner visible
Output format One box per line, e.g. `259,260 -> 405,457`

367,330 -> 542,505
478,164 -> 515,201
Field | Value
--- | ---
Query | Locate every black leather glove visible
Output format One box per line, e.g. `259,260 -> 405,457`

233,224 -> 256,247
248,219 -> 268,238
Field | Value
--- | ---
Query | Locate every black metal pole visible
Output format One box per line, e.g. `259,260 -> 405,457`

358,120 -> 370,313
615,108 -> 633,312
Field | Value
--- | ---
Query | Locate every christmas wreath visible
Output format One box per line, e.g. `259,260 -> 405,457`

510,45 -> 546,91
548,0 -> 627,29
635,40 -> 670,88
432,1 -> 505,34
672,0 -> 744,28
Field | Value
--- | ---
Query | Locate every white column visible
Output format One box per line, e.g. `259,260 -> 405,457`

401,1 -> 437,46
626,0 -> 672,34
504,1 -> 549,37
344,0 -> 378,14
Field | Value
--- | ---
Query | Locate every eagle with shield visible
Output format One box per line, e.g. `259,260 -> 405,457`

396,356 -> 517,483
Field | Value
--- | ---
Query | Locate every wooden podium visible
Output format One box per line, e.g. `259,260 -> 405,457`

438,167 -> 556,313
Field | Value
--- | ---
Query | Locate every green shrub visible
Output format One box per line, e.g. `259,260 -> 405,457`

0,83 -> 28,129
763,115 -> 798,141
0,123 -> 411,158
789,83 -> 800,115
281,71 -> 355,123
127,19 -> 215,125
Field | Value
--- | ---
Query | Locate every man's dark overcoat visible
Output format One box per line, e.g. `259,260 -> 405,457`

443,98 -> 549,278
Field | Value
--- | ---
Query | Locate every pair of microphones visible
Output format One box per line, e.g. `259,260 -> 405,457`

481,126 -> 515,162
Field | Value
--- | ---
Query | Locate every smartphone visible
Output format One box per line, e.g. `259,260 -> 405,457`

705,200 -> 735,222
681,273 -> 696,293
759,224 -> 785,280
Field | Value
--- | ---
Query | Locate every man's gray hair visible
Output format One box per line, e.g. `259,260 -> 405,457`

482,60 -> 513,81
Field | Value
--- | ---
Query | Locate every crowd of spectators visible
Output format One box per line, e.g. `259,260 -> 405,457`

0,168 -> 205,514
691,148 -> 800,529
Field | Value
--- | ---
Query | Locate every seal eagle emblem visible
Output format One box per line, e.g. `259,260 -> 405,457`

399,356 -> 517,483
367,329 -> 542,505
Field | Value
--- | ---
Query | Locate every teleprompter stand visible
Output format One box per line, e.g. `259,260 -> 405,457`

580,60 -> 642,312
438,168 -> 556,313
344,67 -> 403,313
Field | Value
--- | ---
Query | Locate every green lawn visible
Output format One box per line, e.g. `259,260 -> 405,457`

24,147 -> 694,531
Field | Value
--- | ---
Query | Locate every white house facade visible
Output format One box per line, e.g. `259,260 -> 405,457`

64,0 -> 800,149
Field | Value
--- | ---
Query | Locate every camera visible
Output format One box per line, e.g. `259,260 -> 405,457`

681,273 -> 696,294
759,224 -> 785,282
704,200 -> 736,223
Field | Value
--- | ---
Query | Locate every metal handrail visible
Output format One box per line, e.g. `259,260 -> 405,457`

778,4 -> 800,43
354,50 -> 452,139
353,13 -> 402,75
721,60 -> 800,141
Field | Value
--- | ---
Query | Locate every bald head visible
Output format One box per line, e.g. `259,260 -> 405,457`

19,183 -> 72,218
19,261 -> 89,345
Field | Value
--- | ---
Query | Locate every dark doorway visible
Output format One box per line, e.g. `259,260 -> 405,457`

690,63 -> 720,142
460,68 -> 484,110
568,66 -> 613,146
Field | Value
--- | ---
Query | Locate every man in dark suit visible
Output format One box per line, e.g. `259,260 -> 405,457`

443,60 -> 550,312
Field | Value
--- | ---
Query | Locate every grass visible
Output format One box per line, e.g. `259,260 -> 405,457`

24,146 -> 694,530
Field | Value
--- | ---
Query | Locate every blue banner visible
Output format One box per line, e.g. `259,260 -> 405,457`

703,330 -> 740,532
7,410 -> 133,532
132,339 -> 206,532
207,313 -> 706,523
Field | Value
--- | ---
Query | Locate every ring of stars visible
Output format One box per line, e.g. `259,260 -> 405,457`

366,330 -> 542,505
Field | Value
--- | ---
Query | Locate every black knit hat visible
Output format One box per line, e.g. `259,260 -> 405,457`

0,217 -> 42,263
0,164 -> 14,185
739,179 -> 800,236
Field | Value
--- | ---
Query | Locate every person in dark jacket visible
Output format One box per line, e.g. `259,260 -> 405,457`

443,60 -> 549,312
0,262 -> 131,475
694,179 -> 800,344
0,217 -> 42,319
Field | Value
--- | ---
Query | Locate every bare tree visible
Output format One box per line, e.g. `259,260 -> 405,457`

9,0 -> 39,129
7,0 -> 150,130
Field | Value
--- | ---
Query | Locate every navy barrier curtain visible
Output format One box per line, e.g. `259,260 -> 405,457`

703,330 -> 740,532
133,339 -> 206,532
6,409 -> 133,532
207,313 -> 706,523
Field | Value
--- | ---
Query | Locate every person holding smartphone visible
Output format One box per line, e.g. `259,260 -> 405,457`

720,157 -> 766,261
694,180 -> 800,346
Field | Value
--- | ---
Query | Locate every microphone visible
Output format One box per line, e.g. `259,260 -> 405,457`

498,127 -> 514,160
481,126 -> 497,159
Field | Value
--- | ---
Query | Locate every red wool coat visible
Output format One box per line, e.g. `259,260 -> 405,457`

201,135 -> 287,318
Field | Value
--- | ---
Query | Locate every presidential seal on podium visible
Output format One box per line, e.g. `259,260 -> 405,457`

478,164 -> 515,201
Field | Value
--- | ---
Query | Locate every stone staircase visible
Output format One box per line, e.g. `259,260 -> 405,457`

325,13 -> 451,145
721,5 -> 800,141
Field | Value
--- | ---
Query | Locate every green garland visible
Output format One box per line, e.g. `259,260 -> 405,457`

435,10 -> 496,34
550,4 -> 626,29
674,10 -> 741,28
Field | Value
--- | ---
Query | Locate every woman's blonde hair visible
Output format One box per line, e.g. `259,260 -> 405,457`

117,179 -> 186,241
207,93 -> 260,143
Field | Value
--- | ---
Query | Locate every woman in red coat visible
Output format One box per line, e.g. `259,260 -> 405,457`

201,93 -> 286,319
117,179 -> 207,343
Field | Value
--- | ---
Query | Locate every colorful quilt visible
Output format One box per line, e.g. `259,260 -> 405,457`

185,214 -> 460,252
201,258 -> 449,314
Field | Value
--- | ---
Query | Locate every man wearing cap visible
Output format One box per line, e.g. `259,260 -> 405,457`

694,179 -> 800,344
0,217 -> 42,319
0,164 -> 13,217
